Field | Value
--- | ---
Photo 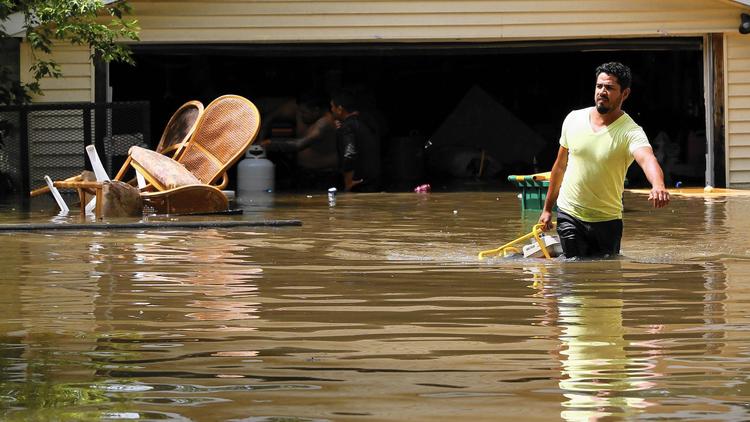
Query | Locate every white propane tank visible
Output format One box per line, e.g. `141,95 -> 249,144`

237,145 -> 275,205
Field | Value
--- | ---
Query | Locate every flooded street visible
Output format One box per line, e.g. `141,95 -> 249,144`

1,190 -> 750,421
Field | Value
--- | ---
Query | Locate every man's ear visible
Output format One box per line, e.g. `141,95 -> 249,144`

622,87 -> 631,101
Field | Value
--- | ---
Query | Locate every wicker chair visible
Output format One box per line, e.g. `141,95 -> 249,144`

114,100 -> 204,183
127,95 -> 261,215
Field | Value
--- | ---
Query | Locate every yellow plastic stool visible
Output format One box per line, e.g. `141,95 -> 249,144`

478,223 -> 556,260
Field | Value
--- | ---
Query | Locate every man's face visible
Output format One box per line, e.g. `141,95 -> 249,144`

330,101 -> 344,120
594,72 -> 630,115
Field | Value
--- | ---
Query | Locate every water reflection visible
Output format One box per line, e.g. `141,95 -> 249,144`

527,255 -> 738,421
0,226 -> 275,419
549,262 -> 657,420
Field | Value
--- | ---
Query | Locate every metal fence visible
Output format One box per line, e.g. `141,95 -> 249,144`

0,102 -> 150,202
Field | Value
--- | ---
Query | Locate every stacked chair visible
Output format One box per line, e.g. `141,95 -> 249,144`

125,94 -> 260,215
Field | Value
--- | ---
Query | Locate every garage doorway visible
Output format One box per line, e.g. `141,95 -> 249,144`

109,38 -> 707,191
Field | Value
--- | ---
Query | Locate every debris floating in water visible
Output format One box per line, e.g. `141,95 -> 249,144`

414,184 -> 431,193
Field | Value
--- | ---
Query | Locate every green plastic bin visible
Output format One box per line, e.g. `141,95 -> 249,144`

507,174 -> 550,211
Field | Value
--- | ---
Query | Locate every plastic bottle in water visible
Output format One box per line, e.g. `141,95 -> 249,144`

328,187 -> 337,206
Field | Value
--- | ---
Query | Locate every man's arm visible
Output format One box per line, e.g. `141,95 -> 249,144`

262,117 -> 330,152
538,146 -> 568,231
633,146 -> 670,208
258,99 -> 297,142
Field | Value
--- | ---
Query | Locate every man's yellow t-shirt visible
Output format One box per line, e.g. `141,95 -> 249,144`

557,107 -> 651,222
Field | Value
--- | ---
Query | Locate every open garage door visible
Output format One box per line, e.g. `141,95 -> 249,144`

109,37 -> 708,190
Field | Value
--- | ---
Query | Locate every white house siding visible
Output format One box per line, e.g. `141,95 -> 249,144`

726,33 -> 750,187
128,0 -> 739,43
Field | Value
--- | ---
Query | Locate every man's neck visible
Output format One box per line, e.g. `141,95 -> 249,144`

589,107 -> 624,130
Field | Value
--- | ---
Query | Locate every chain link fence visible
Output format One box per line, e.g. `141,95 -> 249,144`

0,102 -> 150,203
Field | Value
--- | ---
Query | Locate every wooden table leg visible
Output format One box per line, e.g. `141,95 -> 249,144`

77,188 -> 87,217
94,185 -> 103,220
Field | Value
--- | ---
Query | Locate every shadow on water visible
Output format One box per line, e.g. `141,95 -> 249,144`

1,191 -> 750,420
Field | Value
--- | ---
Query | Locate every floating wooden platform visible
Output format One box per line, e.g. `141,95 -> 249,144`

627,187 -> 750,198
0,219 -> 302,232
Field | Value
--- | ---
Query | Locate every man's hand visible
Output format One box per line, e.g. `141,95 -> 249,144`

633,147 -> 670,209
648,186 -> 670,208
538,210 -> 554,231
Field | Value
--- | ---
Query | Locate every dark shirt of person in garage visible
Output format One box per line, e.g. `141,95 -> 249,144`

330,89 -> 381,192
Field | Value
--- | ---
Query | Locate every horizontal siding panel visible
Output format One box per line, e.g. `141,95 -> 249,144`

729,108 -> 750,122
729,146 -> 750,158
727,45 -> 750,60
139,23 -> 724,43
727,133 -> 750,146
135,10 -> 734,29
727,96 -> 750,109
133,0 -> 721,16
728,121 -> 750,133
728,157 -> 750,171
40,50 -> 92,64
37,76 -> 91,90
55,63 -> 93,77
726,84 -> 750,96
728,171 -> 750,183
728,58 -> 750,72
500,20 -> 730,38
727,71 -> 750,84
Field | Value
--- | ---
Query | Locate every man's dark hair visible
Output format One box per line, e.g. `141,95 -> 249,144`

330,88 -> 358,111
595,62 -> 632,90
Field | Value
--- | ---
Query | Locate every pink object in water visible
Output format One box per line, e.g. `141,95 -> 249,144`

414,184 -> 431,193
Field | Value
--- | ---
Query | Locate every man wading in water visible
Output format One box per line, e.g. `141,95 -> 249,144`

538,62 -> 670,258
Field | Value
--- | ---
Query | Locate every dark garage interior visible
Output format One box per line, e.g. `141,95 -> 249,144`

109,38 -> 709,191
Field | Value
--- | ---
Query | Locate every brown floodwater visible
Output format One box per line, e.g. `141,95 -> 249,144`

1,190 -> 750,421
